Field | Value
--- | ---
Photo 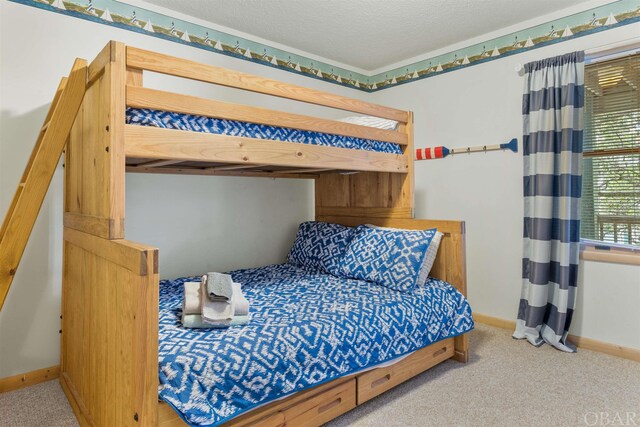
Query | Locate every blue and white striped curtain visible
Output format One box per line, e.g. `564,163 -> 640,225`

513,51 -> 584,353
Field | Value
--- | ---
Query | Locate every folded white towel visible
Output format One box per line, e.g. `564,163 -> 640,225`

232,282 -> 249,316
201,279 -> 234,325
182,282 -> 201,316
182,314 -> 249,329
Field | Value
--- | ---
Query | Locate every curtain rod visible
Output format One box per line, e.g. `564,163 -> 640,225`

515,36 -> 640,73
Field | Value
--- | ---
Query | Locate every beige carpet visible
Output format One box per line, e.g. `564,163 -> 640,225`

1,324 -> 638,427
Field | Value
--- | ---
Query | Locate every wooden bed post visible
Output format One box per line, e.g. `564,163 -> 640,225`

64,41 -> 126,239
445,228 -> 469,363
61,41 -> 160,426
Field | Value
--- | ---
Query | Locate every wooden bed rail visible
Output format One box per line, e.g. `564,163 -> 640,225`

126,86 -> 408,146
125,46 -> 409,123
124,126 -> 408,174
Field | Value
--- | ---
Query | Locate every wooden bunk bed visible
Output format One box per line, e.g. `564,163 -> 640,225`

1,41 -> 469,427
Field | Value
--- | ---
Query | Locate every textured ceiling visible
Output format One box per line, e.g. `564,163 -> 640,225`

142,0 -> 594,71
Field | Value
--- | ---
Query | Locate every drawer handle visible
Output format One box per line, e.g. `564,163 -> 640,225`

433,346 -> 447,357
371,373 -> 391,389
318,397 -> 342,413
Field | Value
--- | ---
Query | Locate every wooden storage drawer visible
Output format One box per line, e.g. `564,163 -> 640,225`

356,338 -> 454,404
282,378 -> 356,427
220,377 -> 356,427
244,411 -> 286,427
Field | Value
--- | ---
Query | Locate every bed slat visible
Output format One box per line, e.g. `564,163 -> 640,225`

205,163 -> 269,171
126,47 -> 409,123
277,168 -> 333,174
126,166 -> 320,180
136,159 -> 185,168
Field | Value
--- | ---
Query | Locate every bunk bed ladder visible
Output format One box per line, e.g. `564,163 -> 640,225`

0,58 -> 87,310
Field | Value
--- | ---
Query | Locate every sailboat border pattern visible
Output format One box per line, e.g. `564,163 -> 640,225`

10,0 -> 640,92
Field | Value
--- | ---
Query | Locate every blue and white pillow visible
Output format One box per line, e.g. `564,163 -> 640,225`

339,225 -> 436,292
365,225 -> 444,286
287,221 -> 355,275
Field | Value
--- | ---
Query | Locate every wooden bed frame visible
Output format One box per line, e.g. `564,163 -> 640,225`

56,41 -> 469,426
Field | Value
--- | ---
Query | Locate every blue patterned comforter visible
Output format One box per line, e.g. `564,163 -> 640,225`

126,108 -> 402,154
158,263 -> 474,426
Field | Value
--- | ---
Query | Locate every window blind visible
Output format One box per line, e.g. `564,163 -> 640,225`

582,53 -> 640,247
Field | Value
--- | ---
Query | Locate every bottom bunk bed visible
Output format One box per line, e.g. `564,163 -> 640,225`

60,217 -> 471,427
157,264 -> 473,426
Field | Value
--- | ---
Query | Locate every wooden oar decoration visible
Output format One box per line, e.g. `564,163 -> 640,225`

415,138 -> 518,160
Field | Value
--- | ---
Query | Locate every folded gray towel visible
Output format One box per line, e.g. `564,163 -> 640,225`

205,272 -> 234,302
201,279 -> 234,324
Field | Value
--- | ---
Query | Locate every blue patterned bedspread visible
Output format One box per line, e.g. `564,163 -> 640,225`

158,263 -> 473,426
126,108 -> 402,154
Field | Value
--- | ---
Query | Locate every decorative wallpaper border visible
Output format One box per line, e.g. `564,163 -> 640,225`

370,0 -> 640,90
9,0 -> 640,92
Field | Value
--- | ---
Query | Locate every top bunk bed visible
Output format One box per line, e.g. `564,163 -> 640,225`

84,41 -> 412,180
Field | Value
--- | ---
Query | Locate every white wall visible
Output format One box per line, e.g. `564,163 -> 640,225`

0,2 -> 368,378
372,23 -> 640,350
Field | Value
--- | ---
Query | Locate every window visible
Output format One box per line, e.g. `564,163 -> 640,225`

581,53 -> 640,248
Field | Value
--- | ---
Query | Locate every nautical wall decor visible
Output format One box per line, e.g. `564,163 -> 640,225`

415,139 -> 518,161
9,0 -> 640,92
